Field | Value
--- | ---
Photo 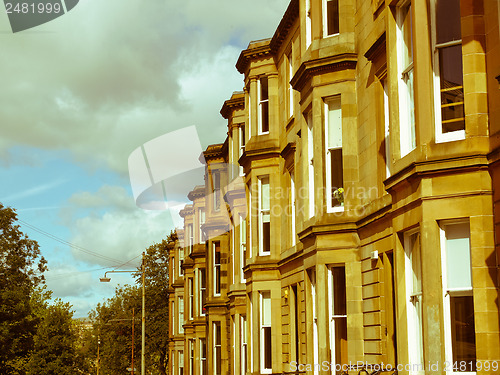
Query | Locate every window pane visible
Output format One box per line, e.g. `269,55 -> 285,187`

262,292 -> 271,326
261,101 -> 269,133
327,0 -> 339,35
446,223 -> 471,290
334,317 -> 348,371
260,178 -> 270,210
436,0 -> 461,45
330,148 -> 343,194
260,77 -> 269,100
264,326 -> 272,369
450,296 -> 476,368
332,267 -> 346,316
328,98 -> 342,149
401,3 -> 413,68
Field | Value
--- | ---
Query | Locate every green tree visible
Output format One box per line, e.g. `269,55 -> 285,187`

25,300 -> 78,375
0,203 -> 47,373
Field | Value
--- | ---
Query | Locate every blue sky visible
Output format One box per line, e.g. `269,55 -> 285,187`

0,0 -> 289,317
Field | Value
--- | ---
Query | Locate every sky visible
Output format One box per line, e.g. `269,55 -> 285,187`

0,0 -> 290,318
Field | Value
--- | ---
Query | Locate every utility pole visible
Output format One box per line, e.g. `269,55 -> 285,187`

132,308 -> 135,375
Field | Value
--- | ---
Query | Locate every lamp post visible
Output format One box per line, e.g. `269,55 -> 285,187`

100,252 -> 146,375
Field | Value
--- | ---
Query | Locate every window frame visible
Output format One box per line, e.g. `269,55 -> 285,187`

260,291 -> 272,374
178,296 -> 184,334
212,171 -> 221,212
199,268 -> 206,316
322,0 -> 340,37
213,321 -> 222,375
439,221 -> 476,375
324,96 -> 344,213
188,277 -> 194,320
307,111 -> 315,218
397,0 -> 416,157
240,214 -> 247,283
431,0 -> 465,143
200,338 -> 207,375
213,241 -> 221,296
179,350 -> 184,375
258,77 -> 270,134
240,315 -> 248,375
328,266 -> 348,374
258,176 -> 271,256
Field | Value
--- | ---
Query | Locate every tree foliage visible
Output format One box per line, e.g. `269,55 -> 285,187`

90,232 -> 173,375
0,203 -> 47,373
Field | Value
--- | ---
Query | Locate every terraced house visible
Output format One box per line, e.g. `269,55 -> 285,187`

168,0 -> 500,374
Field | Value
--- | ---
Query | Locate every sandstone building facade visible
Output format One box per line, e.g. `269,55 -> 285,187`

168,0 -> 500,374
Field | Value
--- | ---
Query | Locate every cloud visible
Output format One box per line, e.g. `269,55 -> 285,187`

0,0 -> 289,175
62,185 -> 172,266
1,178 -> 67,202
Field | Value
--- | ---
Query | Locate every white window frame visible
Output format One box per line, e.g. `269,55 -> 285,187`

397,0 -> 416,157
305,0 -> 312,48
200,338 -> 207,375
258,77 -> 270,135
311,270 -> 319,375
240,214 -> 247,283
187,223 -> 193,254
249,294 -> 253,373
178,296 -> 184,334
188,277 -> 194,320
260,291 -> 272,374
214,321 -> 222,375
179,247 -> 184,277
248,183 -> 253,259
179,350 -> 184,375
287,51 -> 294,119
213,242 -> 221,296
322,0 -> 340,37
404,230 -> 424,375
199,268 -> 206,316
328,266 -> 347,374
239,125 -> 246,176
241,315 -> 247,375
258,176 -> 271,256
213,171 -> 221,212
189,339 -> 194,375
172,349 -> 175,375
324,96 -> 344,213
290,171 -> 296,246
171,300 -> 175,335
440,221 -> 476,375
431,0 -> 465,143
199,208 -> 205,243
383,79 -> 391,178
307,111 -> 315,218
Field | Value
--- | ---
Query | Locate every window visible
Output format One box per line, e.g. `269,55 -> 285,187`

329,267 -> 347,374
306,0 -> 312,48
325,97 -> 343,211
200,338 -> 207,375
179,247 -> 184,277
214,321 -> 222,375
189,340 -> 194,375
240,214 -> 247,283
199,268 -> 207,315
290,171 -> 296,246
249,294 -> 253,373
188,278 -> 194,320
178,296 -> 184,334
307,112 -> 315,218
171,300 -> 175,334
179,350 -> 184,375
383,79 -> 391,178
172,350 -> 175,375
404,231 -> 424,374
323,0 -> 339,36
241,316 -> 247,375
199,208 -> 205,243
433,0 -> 465,142
187,224 -> 193,254
248,183 -> 253,259
398,0 -> 416,157
239,125 -> 246,175
287,51 -> 294,118
291,285 -> 300,363
260,291 -> 272,373
310,270 -> 319,375
258,77 -> 270,134
213,171 -> 221,211
214,242 -> 221,296
440,222 -> 476,373
258,176 -> 271,255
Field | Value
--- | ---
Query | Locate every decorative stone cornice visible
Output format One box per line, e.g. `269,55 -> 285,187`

203,143 -> 225,162
290,53 -> 358,92
187,185 -> 205,201
236,39 -> 272,74
220,91 -> 245,120
270,0 -> 299,54
364,32 -> 386,62
178,204 -> 194,218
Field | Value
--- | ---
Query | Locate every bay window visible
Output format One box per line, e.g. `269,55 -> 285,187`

214,242 -> 221,296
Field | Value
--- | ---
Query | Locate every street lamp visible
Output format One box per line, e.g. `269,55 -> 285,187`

100,252 -> 146,375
